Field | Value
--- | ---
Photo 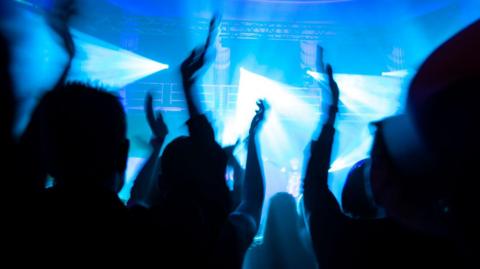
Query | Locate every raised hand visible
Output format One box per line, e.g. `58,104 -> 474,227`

316,45 -> 325,73
145,92 -> 168,146
204,12 -> 221,52
128,93 -> 166,207
242,99 -> 267,228
180,14 -> 221,117
249,99 -> 268,135
326,64 -> 340,108
180,14 -> 221,89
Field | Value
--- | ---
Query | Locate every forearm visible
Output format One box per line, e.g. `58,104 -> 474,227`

304,105 -> 337,194
230,157 -> 245,208
182,79 -> 201,118
303,122 -> 335,198
303,131 -> 340,215
239,134 -> 265,226
233,160 -> 245,188
303,105 -> 348,265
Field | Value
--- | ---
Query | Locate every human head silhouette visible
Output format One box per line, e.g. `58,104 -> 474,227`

158,135 -> 231,224
40,83 -> 129,193
263,192 -> 299,244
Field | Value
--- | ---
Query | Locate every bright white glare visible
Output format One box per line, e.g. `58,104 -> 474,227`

224,68 -> 318,146
68,30 -> 169,88
306,70 -> 324,82
381,69 -> 409,78
307,70 -> 404,119
232,69 -> 405,200
229,67 -> 319,201
335,74 -> 403,117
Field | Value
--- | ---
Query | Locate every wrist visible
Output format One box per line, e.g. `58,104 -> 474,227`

150,136 -> 165,148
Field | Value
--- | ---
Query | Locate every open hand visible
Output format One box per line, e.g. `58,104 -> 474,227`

180,14 -> 221,88
326,64 -> 339,107
145,92 -> 168,140
250,99 -> 268,135
316,45 -> 325,73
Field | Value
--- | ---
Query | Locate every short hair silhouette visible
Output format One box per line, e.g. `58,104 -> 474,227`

41,82 -> 129,192
264,192 -> 298,242
158,134 -> 232,231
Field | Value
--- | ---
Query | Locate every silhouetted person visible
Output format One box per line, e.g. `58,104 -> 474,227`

127,92 -> 167,208
303,63 -> 351,269
30,83 -> 130,256
0,30 -> 19,213
130,15 -> 267,268
14,0 -> 77,195
243,192 -> 317,269
212,99 -> 267,269
367,20 -> 480,267
303,42 -> 470,269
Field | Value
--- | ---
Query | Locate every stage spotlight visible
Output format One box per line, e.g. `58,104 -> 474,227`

224,67 -> 317,145
307,69 -> 405,198
229,68 -> 406,200
68,30 -> 169,88
223,68 -> 319,199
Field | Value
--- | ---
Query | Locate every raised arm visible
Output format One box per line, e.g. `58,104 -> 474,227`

180,14 -> 220,118
128,93 -> 168,208
210,100 -> 267,269
237,100 -> 267,227
180,14 -> 223,152
179,14 -> 232,217
304,64 -> 339,185
302,63 -> 348,267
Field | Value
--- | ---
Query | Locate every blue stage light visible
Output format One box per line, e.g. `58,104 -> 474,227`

68,30 -> 169,88
222,68 -> 405,201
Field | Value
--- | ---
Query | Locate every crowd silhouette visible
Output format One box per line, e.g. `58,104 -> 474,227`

1,1 -> 479,268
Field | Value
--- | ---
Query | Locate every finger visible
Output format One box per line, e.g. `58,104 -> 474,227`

326,64 -> 337,89
211,13 -> 222,30
316,45 -> 325,72
257,99 -> 265,110
262,99 -> 269,111
155,111 -> 164,122
326,64 -> 333,78
145,92 -> 153,113
145,92 -> 157,131
206,13 -> 221,49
